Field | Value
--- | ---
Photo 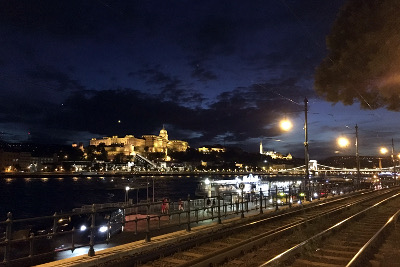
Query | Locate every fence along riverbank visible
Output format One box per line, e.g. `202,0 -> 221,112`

0,180 -> 362,266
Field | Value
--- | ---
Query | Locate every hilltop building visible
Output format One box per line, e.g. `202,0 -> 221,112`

259,141 -> 292,160
198,145 -> 226,154
89,127 -> 189,160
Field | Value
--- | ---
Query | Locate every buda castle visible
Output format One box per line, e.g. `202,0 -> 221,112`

90,127 -> 188,160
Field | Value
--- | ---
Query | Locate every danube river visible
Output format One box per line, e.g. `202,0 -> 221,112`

1,174 -> 304,219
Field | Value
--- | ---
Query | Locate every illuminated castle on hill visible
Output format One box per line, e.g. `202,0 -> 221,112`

90,127 -> 188,160
259,141 -> 292,160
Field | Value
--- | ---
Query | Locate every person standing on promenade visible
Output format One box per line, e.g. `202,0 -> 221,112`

165,198 -> 170,213
161,198 -> 167,214
178,199 -> 184,211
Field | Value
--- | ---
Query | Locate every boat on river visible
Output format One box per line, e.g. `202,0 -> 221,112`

195,174 -> 268,197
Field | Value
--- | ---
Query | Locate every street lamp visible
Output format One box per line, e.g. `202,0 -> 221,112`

280,119 -> 293,131
379,147 -> 388,170
337,137 -> 350,148
336,125 -> 360,189
125,186 -> 130,204
279,98 -> 309,194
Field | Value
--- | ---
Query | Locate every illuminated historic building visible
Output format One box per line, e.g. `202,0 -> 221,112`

259,141 -> 292,160
198,146 -> 226,154
89,127 -> 188,159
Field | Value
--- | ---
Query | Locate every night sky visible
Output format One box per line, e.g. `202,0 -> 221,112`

1,0 -> 400,160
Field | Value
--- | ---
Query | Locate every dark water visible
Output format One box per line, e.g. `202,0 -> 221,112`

1,174 -> 305,219
0,175 -> 227,219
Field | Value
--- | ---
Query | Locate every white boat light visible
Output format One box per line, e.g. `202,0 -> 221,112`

80,225 -> 87,231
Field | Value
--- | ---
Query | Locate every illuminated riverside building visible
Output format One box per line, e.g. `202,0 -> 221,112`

89,127 -> 188,159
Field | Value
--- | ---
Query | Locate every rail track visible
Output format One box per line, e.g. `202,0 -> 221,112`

259,189 -> 400,266
100,187 -> 400,267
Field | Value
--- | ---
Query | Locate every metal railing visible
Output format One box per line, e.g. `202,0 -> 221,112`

0,183 -> 358,266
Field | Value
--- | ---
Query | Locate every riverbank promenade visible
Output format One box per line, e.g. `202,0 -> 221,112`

37,200 -> 289,267
36,191 -> 340,267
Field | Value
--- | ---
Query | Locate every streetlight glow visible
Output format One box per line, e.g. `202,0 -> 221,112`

280,119 -> 293,131
380,147 -> 388,154
337,137 -> 350,148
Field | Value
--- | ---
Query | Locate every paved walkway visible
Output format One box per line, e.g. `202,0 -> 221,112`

35,200 -> 309,266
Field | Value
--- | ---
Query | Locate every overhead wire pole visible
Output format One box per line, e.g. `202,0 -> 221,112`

392,138 -> 396,186
304,97 -> 309,196
355,125 -> 360,189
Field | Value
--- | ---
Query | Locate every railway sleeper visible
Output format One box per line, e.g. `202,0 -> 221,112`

291,258 -> 344,267
303,253 -> 351,265
322,244 -> 360,252
316,248 -> 356,257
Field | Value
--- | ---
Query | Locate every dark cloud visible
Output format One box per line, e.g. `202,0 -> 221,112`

25,66 -> 85,92
0,1 -> 102,37
130,66 -> 205,106
0,79 -> 306,147
190,60 -> 217,82
3,0 -> 387,159
314,0 -> 400,111
133,66 -> 174,85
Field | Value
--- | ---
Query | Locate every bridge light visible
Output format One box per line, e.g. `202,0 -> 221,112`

337,137 -> 349,148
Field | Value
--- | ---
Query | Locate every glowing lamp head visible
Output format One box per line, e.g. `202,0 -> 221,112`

337,137 -> 349,148
280,119 -> 293,131
380,147 -> 388,154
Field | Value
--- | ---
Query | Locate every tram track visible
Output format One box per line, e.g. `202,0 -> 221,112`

107,188 -> 400,267
259,190 -> 400,266
236,189 -> 400,267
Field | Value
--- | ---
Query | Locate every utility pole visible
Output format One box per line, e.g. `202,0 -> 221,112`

355,125 -> 360,189
304,97 -> 309,188
392,138 -> 396,186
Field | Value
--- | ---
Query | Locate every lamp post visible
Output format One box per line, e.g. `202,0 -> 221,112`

338,125 -> 361,189
392,139 -> 396,186
125,186 -> 130,204
355,125 -> 360,189
379,147 -> 388,171
279,97 -> 310,196
152,176 -> 155,203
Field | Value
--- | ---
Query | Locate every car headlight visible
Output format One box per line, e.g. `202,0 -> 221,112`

99,226 -> 108,233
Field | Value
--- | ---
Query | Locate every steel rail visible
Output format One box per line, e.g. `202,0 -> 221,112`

260,191 -> 400,266
346,207 -> 400,267
130,189 -> 397,267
